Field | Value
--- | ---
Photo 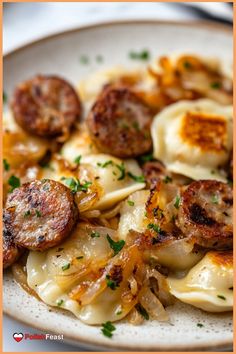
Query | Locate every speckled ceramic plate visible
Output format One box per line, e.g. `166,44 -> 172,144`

3,21 -> 233,351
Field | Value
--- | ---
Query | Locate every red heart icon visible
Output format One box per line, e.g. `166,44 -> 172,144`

13,333 -> 24,342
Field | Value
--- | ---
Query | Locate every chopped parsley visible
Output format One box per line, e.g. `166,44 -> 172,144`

127,200 -> 135,206
79,55 -> 89,64
8,175 -> 20,192
147,223 -> 161,233
101,321 -> 116,338
127,172 -> 145,183
74,155 -> 82,165
197,323 -> 204,328
3,159 -> 10,171
211,194 -> 219,204
217,294 -> 226,300
163,175 -> 172,184
132,121 -> 140,131
174,195 -> 181,209
106,275 -> 119,290
62,263 -> 70,271
3,91 -> 7,103
129,49 -> 150,61
91,231 -> 100,238
106,234 -> 125,256
210,82 -> 221,89
61,177 -> 92,193
35,210 -> 42,217
116,310 -> 122,316
24,210 -> 31,217
97,160 -> 113,168
57,299 -> 64,306
139,153 -> 154,163
116,162 -> 126,181
76,256 -> 84,260
183,61 -> 192,69
135,303 -> 149,320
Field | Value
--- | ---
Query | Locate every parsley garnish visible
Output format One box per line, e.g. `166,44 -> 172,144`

106,275 -> 119,290
57,299 -> 64,306
116,162 -> 126,181
96,55 -> 103,63
8,175 -> 20,192
101,321 -> 116,338
62,263 -> 70,271
211,195 -> 219,204
24,210 -> 31,217
217,294 -> 226,300
97,160 -> 113,168
91,231 -> 100,238
135,303 -> 149,320
127,200 -> 135,206
183,61 -> 192,69
163,175 -> 172,184
106,234 -> 125,256
129,50 -> 150,61
116,310 -> 122,315
132,122 -> 140,131
3,91 -> 7,103
174,195 -> 181,209
61,177 -> 92,193
35,210 -> 42,217
3,159 -> 10,171
79,55 -> 89,64
127,172 -> 145,183
74,155 -> 82,165
147,223 -> 161,233
139,154 -> 154,163
197,323 -> 204,328
210,82 -> 221,89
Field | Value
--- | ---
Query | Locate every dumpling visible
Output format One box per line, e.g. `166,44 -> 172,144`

167,250 -> 233,312
151,99 -> 233,181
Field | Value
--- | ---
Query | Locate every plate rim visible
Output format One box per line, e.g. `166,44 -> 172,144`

3,19 -> 233,351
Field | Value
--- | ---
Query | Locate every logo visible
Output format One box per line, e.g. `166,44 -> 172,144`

13,333 -> 24,342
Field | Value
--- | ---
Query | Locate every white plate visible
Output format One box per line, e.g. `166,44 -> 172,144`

3,20 -> 233,351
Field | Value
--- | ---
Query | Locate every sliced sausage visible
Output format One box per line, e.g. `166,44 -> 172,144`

86,85 -> 153,158
3,222 -> 21,269
177,180 -> 233,249
3,179 -> 78,252
11,75 -> 82,138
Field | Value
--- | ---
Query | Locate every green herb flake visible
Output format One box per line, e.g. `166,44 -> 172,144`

135,303 -> 149,320
183,61 -> 192,69
127,200 -> 135,206
217,294 -> 226,300
116,310 -> 122,315
79,55 -> 89,64
211,194 -> 219,204
106,234 -> 125,256
8,175 -> 20,192
174,195 -> 181,209
62,263 -> 70,271
3,91 -> 7,103
147,223 -> 161,233
163,175 -> 172,184
3,159 -> 10,171
74,155 -> 82,165
61,177 -> 92,193
97,160 -> 113,168
106,275 -> 119,290
24,210 -> 31,218
57,299 -> 64,306
139,154 -> 154,163
115,162 -> 126,181
35,210 -> 42,217
101,321 -> 116,338
132,122 -> 140,131
210,82 -> 221,89
127,172 -> 145,183
91,231 -> 100,238
197,323 -> 204,328
129,50 -> 150,61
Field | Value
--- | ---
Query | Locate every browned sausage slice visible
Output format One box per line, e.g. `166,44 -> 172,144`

11,75 -> 82,138
3,222 -> 21,269
4,179 -> 78,251
86,85 -> 153,158
177,180 -> 232,249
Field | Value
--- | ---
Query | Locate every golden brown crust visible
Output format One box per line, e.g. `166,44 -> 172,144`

142,161 -> 167,188
86,85 -> 153,158
4,179 -> 78,251
208,250 -> 233,268
11,75 -> 82,138
177,180 -> 232,249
